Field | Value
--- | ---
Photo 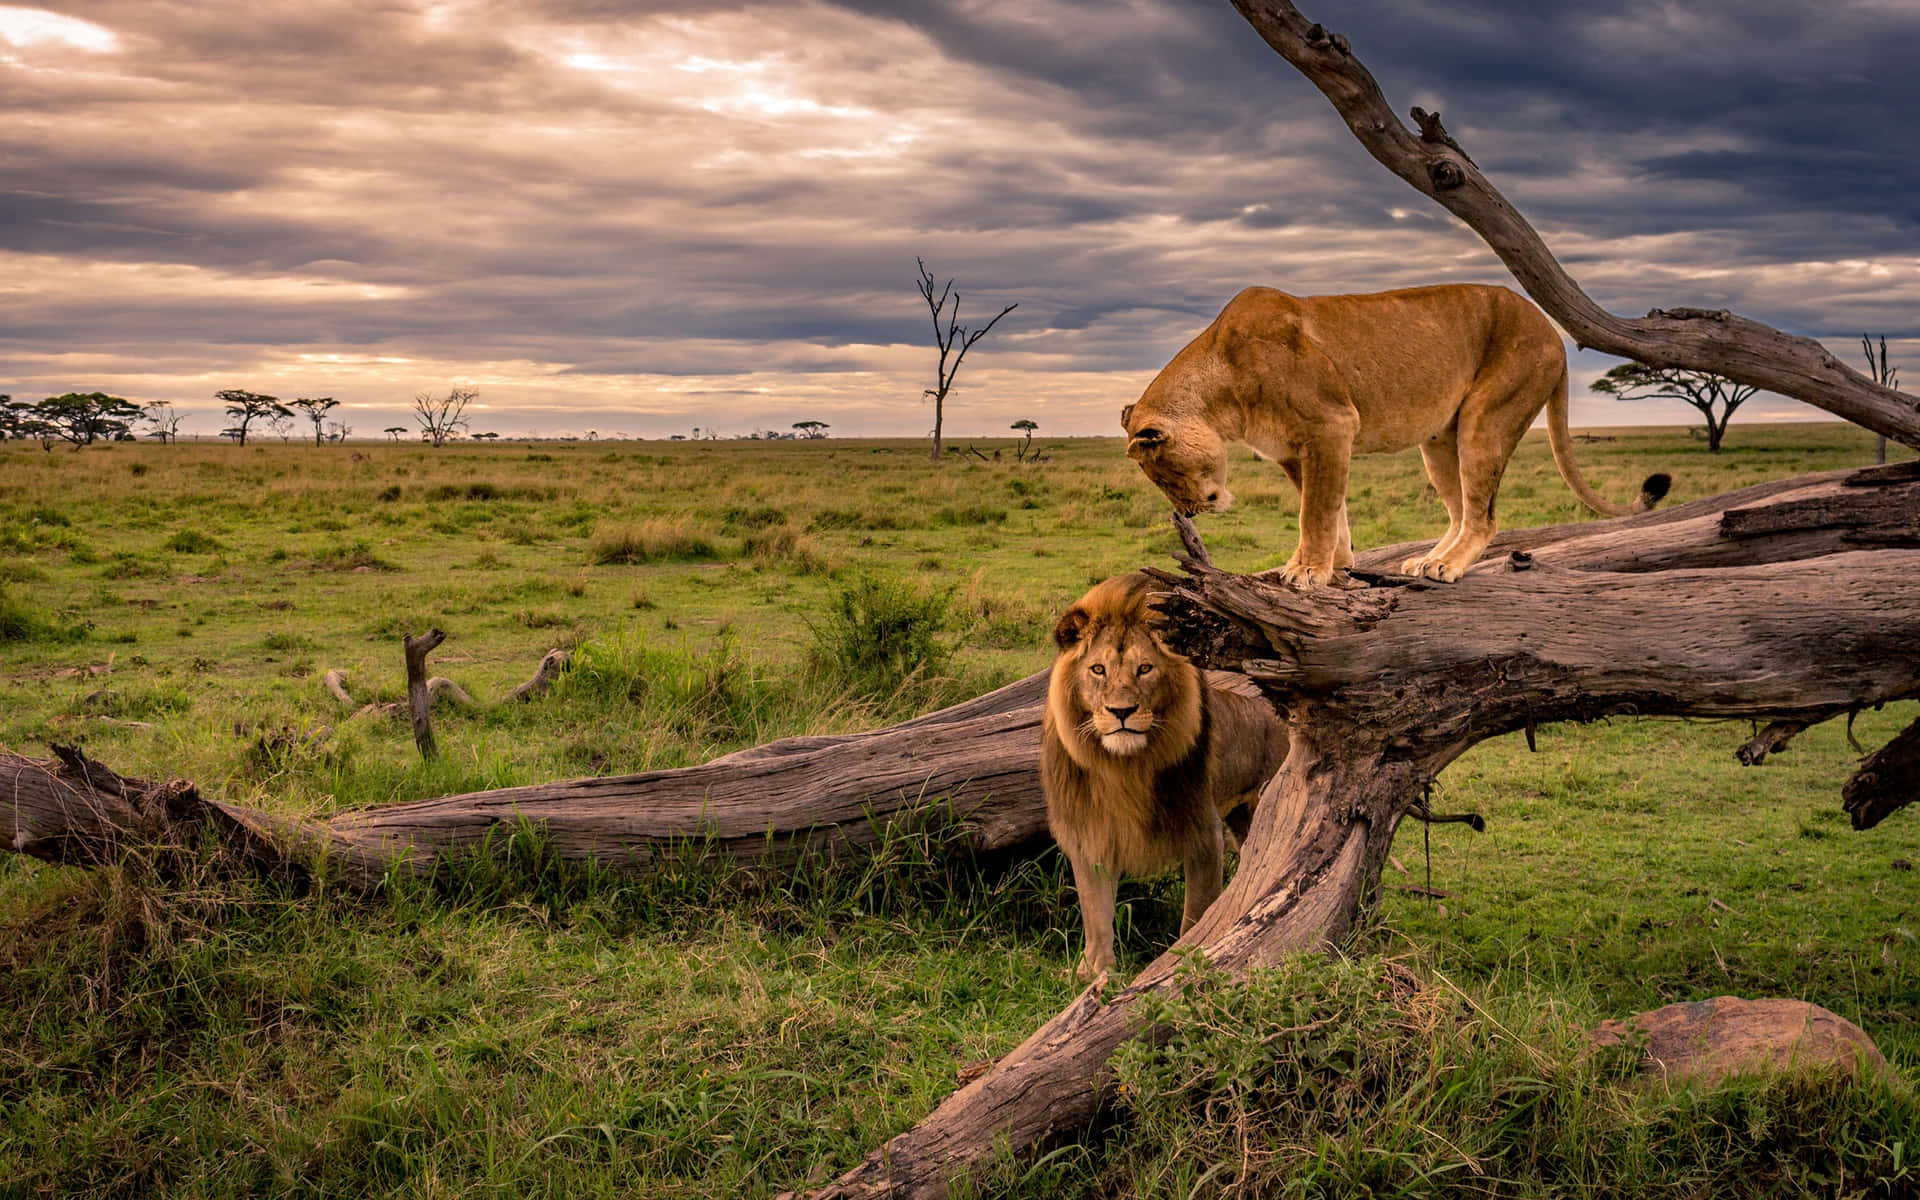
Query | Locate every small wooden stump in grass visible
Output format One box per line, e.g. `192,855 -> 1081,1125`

1591,996 -> 1889,1087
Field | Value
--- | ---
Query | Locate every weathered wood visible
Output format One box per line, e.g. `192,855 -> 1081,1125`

1,671 -> 1055,895
1720,479 -> 1920,543
1843,715 -> 1920,831
403,629 -> 446,759
1228,0 -> 1920,450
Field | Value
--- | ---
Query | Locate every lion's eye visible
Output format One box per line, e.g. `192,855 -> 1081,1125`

1089,663 -> 1106,676
1137,663 -> 1154,676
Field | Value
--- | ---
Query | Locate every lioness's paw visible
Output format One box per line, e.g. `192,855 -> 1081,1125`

1074,957 -> 1112,987
1278,562 -> 1335,588
1401,555 -> 1464,583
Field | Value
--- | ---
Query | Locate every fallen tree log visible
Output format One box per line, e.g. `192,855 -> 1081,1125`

1,671 -> 1052,894
798,545 -> 1920,1199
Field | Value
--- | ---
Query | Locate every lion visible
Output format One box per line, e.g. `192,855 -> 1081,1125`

1122,283 -> 1670,586
1042,573 -> 1289,983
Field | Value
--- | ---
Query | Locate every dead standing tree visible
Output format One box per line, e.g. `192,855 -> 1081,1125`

414,386 -> 478,447
916,258 -> 1015,464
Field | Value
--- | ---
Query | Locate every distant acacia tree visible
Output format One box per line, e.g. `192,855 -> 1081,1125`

35,392 -> 143,449
473,431 -> 499,441
793,420 -> 830,439
1590,363 -> 1758,452
290,397 -> 339,446
326,419 -> 352,444
384,426 -> 407,442
413,387 -> 477,447
916,258 -> 1016,464
1010,418 -> 1038,462
216,389 -> 291,447
1861,335 -> 1899,466
2,396 -> 58,449
141,401 -> 185,443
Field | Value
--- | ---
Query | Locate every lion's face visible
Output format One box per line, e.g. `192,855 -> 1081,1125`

1121,403 -> 1233,516
1050,575 -> 1197,760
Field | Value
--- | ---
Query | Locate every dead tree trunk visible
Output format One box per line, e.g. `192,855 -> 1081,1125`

1,672 -> 1052,895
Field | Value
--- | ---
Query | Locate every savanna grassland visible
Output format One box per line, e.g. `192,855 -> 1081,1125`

3,425 -> 1919,1198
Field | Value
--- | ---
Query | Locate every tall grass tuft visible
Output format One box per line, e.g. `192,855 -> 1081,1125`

589,516 -> 721,564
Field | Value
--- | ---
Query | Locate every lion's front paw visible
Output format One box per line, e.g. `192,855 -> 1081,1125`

1074,955 -> 1112,987
1278,562 -> 1335,588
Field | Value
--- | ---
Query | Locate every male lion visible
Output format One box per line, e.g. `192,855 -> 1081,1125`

1042,573 -> 1288,983
1122,284 -> 1670,585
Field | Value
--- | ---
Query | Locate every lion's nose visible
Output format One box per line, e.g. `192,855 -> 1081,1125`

1106,705 -> 1138,724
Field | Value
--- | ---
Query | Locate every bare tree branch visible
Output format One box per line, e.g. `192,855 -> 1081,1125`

1229,0 -> 1920,449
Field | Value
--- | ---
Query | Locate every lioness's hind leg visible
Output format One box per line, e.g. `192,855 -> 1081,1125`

1429,380 -> 1542,580
1404,431 -> 1466,577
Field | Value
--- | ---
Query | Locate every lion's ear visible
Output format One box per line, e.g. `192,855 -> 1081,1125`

1119,402 -> 1136,432
1127,426 -> 1166,461
1052,605 -> 1092,650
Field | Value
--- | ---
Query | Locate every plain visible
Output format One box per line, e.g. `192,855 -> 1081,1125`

3,424 -> 1918,1198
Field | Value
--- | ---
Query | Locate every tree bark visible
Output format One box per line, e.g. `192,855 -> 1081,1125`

1229,0 -> 1920,450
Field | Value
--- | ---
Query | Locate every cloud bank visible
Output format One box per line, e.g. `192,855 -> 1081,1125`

2,0 -> 1915,438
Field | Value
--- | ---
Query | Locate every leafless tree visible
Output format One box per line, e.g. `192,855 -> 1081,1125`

917,257 -> 1016,464
326,419 -> 352,444
1591,363 -> 1759,451
140,401 -> 185,443
412,386 -> 477,447
1862,335 -> 1899,465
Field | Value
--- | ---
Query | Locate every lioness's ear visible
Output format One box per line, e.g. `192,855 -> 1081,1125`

1119,403 -> 1136,432
1052,605 -> 1091,650
1127,426 -> 1166,461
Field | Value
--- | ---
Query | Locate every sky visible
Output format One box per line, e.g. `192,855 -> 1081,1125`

2,0 -> 1916,441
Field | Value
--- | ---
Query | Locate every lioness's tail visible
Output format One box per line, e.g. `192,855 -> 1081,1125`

1545,361 -> 1671,517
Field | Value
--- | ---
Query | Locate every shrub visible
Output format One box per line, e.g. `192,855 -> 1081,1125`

809,573 -> 951,702
163,529 -> 225,554
0,586 -> 89,643
588,517 -> 721,565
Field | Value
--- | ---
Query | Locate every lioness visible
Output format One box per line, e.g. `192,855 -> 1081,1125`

1042,573 -> 1288,983
1123,284 -> 1670,585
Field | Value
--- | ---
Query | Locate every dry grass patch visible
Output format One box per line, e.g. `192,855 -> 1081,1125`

589,517 -> 722,565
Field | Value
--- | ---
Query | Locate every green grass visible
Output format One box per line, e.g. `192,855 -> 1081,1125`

1,425 -> 1916,1198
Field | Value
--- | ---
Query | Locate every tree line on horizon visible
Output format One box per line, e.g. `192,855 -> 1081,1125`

0,337 -> 1901,454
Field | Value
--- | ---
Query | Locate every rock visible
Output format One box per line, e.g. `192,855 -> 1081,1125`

1590,996 -> 1888,1088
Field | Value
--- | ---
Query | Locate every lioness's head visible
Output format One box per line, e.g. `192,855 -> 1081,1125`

1048,573 -> 1201,761
1121,400 -> 1233,516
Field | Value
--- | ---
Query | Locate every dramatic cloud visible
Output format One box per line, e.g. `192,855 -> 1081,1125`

1,0 -> 1914,438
